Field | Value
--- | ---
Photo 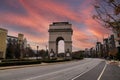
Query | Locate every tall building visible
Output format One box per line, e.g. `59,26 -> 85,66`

95,42 -> 103,57
102,35 -> 116,58
111,22 -> 120,58
103,38 -> 109,57
114,32 -> 120,47
84,48 -> 89,57
108,35 -> 117,56
0,28 -> 8,59
89,47 -> 96,58
108,35 -> 116,49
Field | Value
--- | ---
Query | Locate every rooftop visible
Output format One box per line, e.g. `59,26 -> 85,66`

50,22 -> 71,26
0,28 -> 8,32
7,35 -> 18,39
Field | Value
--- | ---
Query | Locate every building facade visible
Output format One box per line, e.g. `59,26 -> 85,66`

7,33 -> 27,59
108,35 -> 117,57
103,38 -> 109,57
95,42 -> 103,57
0,28 -> 8,59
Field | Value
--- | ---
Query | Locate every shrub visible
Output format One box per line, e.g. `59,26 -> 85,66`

2,59 -> 30,62
72,52 -> 84,60
42,59 -> 70,63
0,60 -> 41,67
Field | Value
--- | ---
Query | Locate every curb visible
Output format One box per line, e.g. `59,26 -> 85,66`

107,60 -> 120,67
118,61 -> 120,67
0,63 -> 47,70
0,60 -> 77,70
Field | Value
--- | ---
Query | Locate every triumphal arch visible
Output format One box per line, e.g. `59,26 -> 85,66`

48,22 -> 73,59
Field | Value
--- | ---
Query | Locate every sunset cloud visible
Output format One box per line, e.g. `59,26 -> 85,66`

0,0 -> 111,51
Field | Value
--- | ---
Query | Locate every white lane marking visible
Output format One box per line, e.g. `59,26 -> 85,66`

71,67 -> 94,80
97,62 -> 107,80
24,62 -> 92,80
71,61 -> 105,80
24,60 -> 100,80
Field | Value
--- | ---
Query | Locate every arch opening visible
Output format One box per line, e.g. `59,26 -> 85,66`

56,37 -> 65,57
56,37 -> 65,54
58,40 -> 65,53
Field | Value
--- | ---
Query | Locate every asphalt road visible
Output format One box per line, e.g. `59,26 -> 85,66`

101,63 -> 120,80
73,61 -> 106,80
0,58 -> 119,80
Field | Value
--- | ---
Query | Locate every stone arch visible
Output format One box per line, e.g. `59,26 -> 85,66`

48,22 -> 73,59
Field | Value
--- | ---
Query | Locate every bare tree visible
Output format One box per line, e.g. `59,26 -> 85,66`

93,0 -> 120,59
93,0 -> 120,32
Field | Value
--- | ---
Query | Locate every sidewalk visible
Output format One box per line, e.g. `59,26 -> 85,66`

101,61 -> 120,80
118,61 -> 120,67
107,60 -> 120,67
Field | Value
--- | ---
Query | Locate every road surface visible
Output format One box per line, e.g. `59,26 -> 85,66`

0,58 -> 119,80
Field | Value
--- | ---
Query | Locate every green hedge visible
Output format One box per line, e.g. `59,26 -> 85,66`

1,59 -> 34,62
72,56 -> 84,60
42,59 -> 71,63
72,53 -> 84,60
0,58 -> 72,67
0,60 -> 41,67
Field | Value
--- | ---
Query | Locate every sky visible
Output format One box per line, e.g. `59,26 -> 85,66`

0,0 -> 111,52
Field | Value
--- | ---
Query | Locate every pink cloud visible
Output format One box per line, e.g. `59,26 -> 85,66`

79,2 -> 111,41
0,0 -> 112,51
72,27 -> 95,49
20,0 -> 81,22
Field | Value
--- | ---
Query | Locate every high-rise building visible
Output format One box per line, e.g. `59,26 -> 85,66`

95,42 -> 103,57
111,22 -> 120,48
103,38 -> 109,57
102,35 -> 117,58
0,28 -> 8,59
108,35 -> 117,56
108,35 -> 116,49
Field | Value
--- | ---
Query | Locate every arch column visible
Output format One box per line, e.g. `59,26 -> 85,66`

49,41 -> 57,56
65,41 -> 72,53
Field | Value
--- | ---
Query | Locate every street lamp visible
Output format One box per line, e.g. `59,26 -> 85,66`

46,45 -> 47,51
36,46 -> 39,60
45,45 -> 49,59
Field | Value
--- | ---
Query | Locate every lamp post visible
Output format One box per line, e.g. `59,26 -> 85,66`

36,46 -> 39,60
46,45 -> 47,51
92,35 -> 99,58
46,45 -> 49,59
